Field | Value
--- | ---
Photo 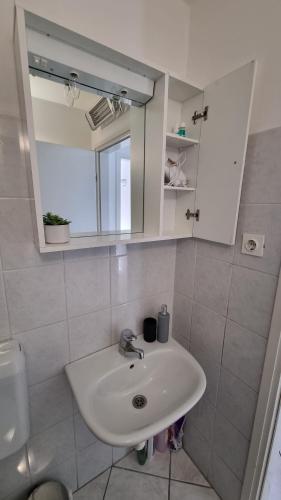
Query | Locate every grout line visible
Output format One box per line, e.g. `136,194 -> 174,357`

113,464 -> 169,481
103,466 -> 112,500
168,451 -> 172,500
183,449 -> 212,489
186,419 -> 246,485
171,477 -> 212,489
0,262 -> 13,340
73,466 -> 111,494
113,458 -> 213,491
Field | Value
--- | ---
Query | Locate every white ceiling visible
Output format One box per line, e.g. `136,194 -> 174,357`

29,74 -> 100,111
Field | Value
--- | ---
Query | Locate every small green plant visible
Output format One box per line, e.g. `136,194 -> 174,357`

43,212 -> 71,226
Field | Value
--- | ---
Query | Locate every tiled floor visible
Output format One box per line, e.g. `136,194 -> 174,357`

73,448 -> 220,499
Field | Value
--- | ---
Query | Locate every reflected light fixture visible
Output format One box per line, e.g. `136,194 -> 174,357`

64,70 -> 80,107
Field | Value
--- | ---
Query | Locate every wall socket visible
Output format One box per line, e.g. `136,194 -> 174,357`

241,233 -> 265,257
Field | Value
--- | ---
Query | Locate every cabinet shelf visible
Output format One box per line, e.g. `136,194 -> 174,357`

166,132 -> 199,149
164,185 -> 196,192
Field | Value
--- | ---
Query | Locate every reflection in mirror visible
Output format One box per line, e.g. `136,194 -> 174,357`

99,137 -> 131,233
29,73 -> 145,237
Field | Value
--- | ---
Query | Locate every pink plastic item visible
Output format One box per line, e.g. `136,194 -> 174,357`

154,429 -> 168,452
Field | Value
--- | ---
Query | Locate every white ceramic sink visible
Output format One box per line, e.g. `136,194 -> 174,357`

65,336 -> 206,447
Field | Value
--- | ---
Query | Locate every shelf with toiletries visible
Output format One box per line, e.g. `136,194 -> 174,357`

162,75 -> 202,237
166,132 -> 199,149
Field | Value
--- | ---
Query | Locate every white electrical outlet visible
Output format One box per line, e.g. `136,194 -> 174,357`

241,233 -> 265,257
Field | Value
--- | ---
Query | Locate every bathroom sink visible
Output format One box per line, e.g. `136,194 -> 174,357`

65,337 -> 206,447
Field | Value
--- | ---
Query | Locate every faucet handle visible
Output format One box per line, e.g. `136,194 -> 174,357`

121,329 -> 137,342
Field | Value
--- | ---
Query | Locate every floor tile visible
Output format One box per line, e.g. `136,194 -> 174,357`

171,449 -> 210,486
105,468 -> 169,500
73,469 -> 110,499
170,480 -> 219,499
114,449 -> 170,478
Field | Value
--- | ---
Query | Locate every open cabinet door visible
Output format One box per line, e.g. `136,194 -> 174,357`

193,61 -> 256,245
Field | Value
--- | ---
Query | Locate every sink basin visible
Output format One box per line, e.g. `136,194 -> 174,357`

65,336 -> 206,447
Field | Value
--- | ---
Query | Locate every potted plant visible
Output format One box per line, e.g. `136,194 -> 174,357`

43,212 -> 71,244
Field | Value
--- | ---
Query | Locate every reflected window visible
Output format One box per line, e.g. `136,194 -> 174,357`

99,137 -> 132,233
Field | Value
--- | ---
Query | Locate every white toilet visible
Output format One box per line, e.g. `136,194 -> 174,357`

0,340 -> 30,460
0,341 -> 70,499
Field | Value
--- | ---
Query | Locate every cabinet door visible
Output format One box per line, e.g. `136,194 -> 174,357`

193,61 -> 256,245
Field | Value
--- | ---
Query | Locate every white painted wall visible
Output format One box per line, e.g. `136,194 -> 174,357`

1,0 -> 190,117
186,0 -> 281,133
32,98 -> 92,149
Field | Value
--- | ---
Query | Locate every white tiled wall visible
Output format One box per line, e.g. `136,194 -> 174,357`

173,127 -> 281,500
0,114 -> 176,499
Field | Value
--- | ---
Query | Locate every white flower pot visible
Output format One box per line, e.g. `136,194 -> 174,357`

44,224 -> 70,244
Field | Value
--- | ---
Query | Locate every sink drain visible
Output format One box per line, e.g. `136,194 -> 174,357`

132,394 -> 147,409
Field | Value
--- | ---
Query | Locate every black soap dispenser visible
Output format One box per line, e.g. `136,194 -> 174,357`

157,304 -> 170,343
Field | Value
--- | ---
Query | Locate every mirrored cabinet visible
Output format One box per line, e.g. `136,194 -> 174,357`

14,7 -> 256,252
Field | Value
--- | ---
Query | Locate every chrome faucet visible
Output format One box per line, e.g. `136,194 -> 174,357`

119,329 -> 144,360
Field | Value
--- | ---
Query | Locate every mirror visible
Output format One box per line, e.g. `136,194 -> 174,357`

29,73 -> 145,237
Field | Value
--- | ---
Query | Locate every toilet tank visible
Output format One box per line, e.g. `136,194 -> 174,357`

0,340 -> 30,460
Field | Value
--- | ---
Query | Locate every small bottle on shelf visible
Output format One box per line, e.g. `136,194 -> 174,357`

178,122 -> 187,137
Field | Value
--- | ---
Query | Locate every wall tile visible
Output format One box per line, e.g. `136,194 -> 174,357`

0,117 -> 29,198
196,239 -> 234,263
69,308 -> 111,361
65,257 -> 110,317
29,374 -> 73,436
208,453 -> 242,500
188,395 -> 216,443
213,412 -> 249,480
217,368 -> 257,440
0,447 -> 30,500
17,322 -> 69,386
0,198 -> 33,244
241,127 -> 281,204
234,203 -> 281,275
112,291 -> 172,343
0,270 -> 10,339
0,124 -> 23,170
194,257 -> 232,316
174,239 -> 196,298
183,424 -> 211,478
228,266 -> 277,337
0,144 -> 28,198
5,264 -> 66,334
112,446 -> 130,463
172,292 -> 192,346
111,241 -> 175,306
63,247 -> 109,261
74,412 -> 98,452
0,115 -> 22,139
190,303 -> 226,365
76,439 -> 112,487
190,344 -> 221,405
1,242 -> 62,271
222,320 -> 266,391
27,417 -> 75,475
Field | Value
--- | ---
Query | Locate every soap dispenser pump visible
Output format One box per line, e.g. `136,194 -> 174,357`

157,304 -> 170,343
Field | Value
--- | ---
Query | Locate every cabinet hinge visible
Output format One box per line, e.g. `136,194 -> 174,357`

192,106 -> 209,125
185,209 -> 200,221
